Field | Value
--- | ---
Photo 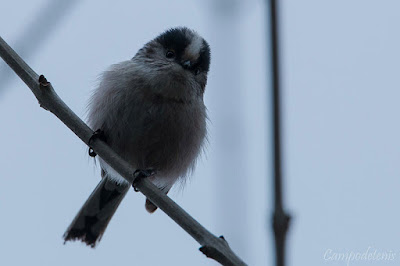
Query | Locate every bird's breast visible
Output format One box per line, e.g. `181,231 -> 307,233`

112,98 -> 207,178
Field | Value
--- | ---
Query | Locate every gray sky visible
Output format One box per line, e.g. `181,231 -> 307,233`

1,1 -> 400,266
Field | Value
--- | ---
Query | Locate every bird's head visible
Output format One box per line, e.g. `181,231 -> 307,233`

134,27 -> 211,99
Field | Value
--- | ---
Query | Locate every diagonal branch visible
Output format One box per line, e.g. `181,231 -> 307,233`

0,36 -> 246,266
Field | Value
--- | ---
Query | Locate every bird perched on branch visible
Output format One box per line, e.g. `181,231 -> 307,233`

63,27 -> 210,247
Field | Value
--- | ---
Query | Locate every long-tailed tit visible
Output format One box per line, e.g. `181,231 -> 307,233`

63,27 -> 210,247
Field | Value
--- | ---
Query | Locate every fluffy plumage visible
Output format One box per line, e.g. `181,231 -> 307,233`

63,27 -> 210,247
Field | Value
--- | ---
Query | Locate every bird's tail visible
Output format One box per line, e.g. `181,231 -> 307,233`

63,175 -> 129,247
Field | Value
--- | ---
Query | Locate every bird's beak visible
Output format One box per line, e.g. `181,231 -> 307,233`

182,60 -> 191,69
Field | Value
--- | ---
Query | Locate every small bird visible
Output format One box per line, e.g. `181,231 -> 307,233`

63,27 -> 210,247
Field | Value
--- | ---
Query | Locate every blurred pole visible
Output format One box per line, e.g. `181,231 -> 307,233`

206,0 -> 249,259
267,0 -> 291,266
0,0 -> 79,95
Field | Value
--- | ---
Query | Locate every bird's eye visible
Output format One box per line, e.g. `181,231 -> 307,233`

194,68 -> 201,75
166,50 -> 175,58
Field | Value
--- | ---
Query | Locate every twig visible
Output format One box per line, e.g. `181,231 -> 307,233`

0,35 -> 246,266
268,0 -> 291,266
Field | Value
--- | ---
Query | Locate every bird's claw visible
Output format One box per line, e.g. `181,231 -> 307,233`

132,169 -> 156,192
88,129 -> 106,157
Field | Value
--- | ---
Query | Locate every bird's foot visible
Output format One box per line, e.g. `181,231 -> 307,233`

132,169 -> 156,192
88,129 -> 106,157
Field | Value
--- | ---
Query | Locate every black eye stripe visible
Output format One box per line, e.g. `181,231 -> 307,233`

156,28 -> 189,55
198,41 -> 211,73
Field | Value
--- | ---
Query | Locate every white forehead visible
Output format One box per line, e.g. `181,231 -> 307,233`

185,31 -> 203,60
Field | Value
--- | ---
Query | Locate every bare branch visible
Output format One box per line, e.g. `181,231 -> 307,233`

0,36 -> 246,266
267,0 -> 291,266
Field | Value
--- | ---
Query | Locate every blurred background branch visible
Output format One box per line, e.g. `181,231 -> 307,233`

0,35 -> 246,266
0,0 -> 79,95
268,0 -> 291,266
